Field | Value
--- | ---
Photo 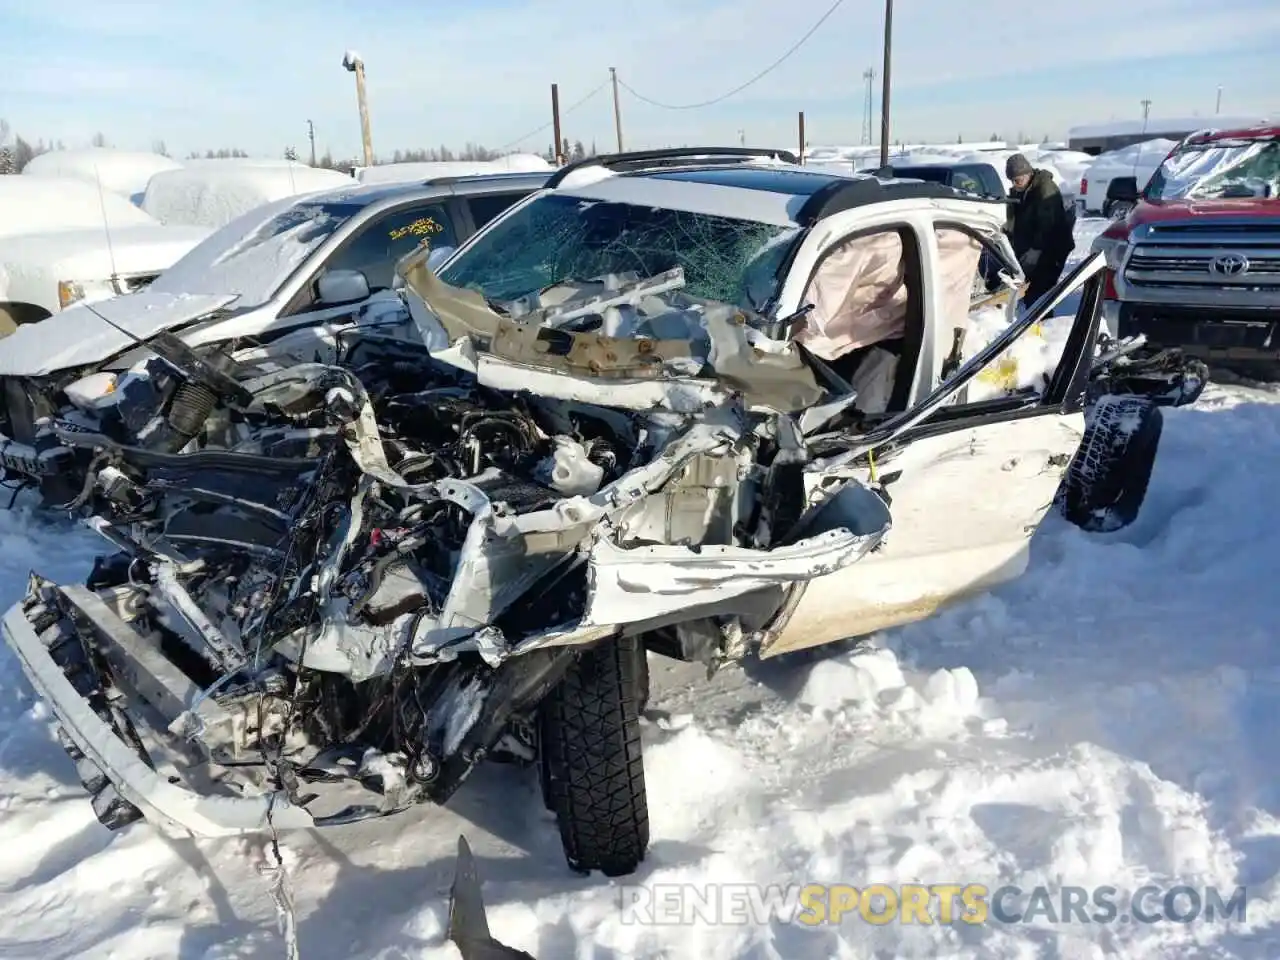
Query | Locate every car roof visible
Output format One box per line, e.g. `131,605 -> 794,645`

296,170 -> 553,209
546,150 -> 998,227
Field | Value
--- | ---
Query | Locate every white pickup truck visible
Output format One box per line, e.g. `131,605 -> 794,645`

0,176 -> 210,334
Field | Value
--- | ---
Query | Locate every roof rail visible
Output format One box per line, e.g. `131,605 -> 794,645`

794,177 -> 989,226
421,171 -> 552,187
545,147 -> 800,188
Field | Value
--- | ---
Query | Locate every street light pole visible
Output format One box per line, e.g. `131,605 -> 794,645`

342,51 -> 374,167
879,0 -> 893,167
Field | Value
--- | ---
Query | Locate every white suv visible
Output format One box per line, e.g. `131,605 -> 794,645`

0,171 -> 549,490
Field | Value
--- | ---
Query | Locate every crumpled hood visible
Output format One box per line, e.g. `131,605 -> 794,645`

0,290 -> 239,377
396,247 -> 826,415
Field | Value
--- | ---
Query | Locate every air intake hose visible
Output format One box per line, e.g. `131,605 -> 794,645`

167,381 -> 219,442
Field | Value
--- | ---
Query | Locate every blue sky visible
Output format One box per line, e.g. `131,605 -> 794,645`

1,0 -> 1277,160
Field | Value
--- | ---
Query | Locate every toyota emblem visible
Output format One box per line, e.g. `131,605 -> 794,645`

1209,253 -> 1251,276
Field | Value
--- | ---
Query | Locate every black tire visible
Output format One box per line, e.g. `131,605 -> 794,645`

1058,395 -> 1162,532
1104,199 -> 1134,220
538,635 -> 649,877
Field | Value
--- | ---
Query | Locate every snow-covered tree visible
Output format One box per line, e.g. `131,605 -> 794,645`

284,146 -> 298,161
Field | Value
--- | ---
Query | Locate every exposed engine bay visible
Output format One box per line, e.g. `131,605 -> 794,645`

9,269 -> 894,834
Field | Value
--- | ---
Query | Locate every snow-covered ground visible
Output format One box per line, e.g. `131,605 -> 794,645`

2,220 -> 1277,959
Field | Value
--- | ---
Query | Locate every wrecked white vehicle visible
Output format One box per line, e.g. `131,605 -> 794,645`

0,171 -> 550,503
1,149 -> 1207,880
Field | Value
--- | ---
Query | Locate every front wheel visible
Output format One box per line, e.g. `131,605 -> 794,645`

1104,199 -> 1135,220
538,635 -> 649,877
1057,395 -> 1162,532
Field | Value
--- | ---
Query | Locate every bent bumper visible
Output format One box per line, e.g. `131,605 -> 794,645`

1116,302 -> 1280,363
1,597 -> 314,838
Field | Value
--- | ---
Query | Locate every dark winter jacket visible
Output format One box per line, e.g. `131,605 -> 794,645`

1008,169 -> 1074,261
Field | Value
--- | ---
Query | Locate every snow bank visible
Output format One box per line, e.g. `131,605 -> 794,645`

0,176 -> 158,237
354,154 -> 552,184
20,148 -> 183,202
141,163 -> 358,228
3,379 -> 1280,957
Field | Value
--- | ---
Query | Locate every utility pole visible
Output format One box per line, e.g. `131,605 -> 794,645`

879,0 -> 894,167
1215,85 -> 1223,115
342,52 -> 374,167
610,67 -> 624,152
862,68 -> 877,145
551,84 -> 564,165
798,111 -> 806,164
307,119 -> 316,167
737,129 -> 745,146
1140,98 -> 1152,133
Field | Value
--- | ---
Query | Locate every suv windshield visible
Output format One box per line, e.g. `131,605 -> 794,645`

149,199 -> 360,307
437,193 -> 801,313
1145,137 -> 1280,201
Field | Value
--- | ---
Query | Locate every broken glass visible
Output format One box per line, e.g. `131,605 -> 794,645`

439,194 -> 801,313
1146,137 -> 1280,201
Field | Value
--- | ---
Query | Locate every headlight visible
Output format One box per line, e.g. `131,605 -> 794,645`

57,280 -> 86,309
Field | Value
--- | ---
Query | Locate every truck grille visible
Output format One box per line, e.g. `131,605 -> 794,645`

1124,222 -> 1280,291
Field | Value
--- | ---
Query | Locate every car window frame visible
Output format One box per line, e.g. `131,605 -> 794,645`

834,253 -> 1106,462
463,191 -> 536,234
278,195 -> 469,318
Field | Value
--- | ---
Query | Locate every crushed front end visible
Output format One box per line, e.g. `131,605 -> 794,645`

2,273 -> 892,840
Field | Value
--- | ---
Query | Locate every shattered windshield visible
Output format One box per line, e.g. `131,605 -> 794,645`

148,200 -> 359,307
1145,138 -> 1280,201
437,193 -> 801,313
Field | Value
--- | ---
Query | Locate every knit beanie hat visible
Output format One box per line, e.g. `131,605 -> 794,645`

1006,153 -> 1034,178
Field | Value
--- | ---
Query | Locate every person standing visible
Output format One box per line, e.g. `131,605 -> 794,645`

1005,154 -> 1076,307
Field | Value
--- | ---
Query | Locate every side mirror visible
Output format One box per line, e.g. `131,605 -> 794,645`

426,245 -> 457,272
315,269 -> 370,306
1107,176 -> 1140,204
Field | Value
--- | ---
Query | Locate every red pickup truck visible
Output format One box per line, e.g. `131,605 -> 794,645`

1091,124 -> 1280,373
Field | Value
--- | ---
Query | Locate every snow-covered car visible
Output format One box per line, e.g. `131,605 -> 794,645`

141,161 -> 360,228
21,147 -> 184,204
1079,139 -> 1178,216
0,176 -> 211,334
0,170 -> 551,498
0,149 -> 1206,881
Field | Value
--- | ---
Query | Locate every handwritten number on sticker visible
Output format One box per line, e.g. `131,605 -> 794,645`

389,216 -> 444,242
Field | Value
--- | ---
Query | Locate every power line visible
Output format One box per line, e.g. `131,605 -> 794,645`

616,0 -> 848,110
494,80 -> 611,152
